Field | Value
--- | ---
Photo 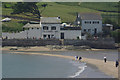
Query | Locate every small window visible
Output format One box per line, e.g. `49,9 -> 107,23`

88,29 -> 91,32
43,26 -> 48,30
84,29 -> 86,32
32,28 -> 34,29
90,21 -> 91,24
51,26 -> 56,30
82,33 -> 84,36
43,35 -> 47,38
51,35 -> 54,37
37,28 -> 39,29
97,21 -> 99,24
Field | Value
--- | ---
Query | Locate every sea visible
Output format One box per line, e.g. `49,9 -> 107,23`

2,50 -> 118,78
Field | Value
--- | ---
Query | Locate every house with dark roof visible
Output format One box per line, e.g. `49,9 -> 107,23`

41,17 -> 82,39
40,17 -> 61,39
75,13 -> 102,35
3,17 -> 82,39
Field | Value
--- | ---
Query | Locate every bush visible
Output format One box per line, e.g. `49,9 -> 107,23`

111,29 -> 120,43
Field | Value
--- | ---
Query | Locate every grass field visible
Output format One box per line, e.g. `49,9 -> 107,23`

2,2 -> 119,32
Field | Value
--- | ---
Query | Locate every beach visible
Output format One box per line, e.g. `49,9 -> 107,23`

2,46 -> 119,78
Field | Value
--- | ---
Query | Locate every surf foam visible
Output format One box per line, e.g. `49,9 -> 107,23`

69,61 -> 87,78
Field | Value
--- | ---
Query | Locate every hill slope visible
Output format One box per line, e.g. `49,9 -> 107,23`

2,2 -> 119,32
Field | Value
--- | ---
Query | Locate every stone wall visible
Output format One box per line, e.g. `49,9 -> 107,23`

2,38 -> 116,49
2,39 -> 61,47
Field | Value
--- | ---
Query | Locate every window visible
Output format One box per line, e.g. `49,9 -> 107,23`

97,21 -> 99,24
32,28 -> 34,29
93,21 -> 99,24
37,28 -> 39,29
84,29 -> 86,32
51,35 -> 54,38
88,29 -> 91,32
51,26 -> 56,30
85,21 -> 91,24
43,35 -> 47,39
43,26 -> 48,30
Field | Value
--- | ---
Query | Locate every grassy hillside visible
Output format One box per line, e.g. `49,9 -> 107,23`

57,2 -> 118,12
2,2 -> 119,32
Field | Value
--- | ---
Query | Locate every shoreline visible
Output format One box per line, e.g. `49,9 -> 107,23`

2,46 -> 118,52
3,51 -> 118,78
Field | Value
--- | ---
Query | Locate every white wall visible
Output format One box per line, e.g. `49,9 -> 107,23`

2,28 -> 42,39
2,31 -> 27,39
41,23 -> 61,39
27,28 -> 42,39
60,30 -> 81,39
81,20 -> 102,35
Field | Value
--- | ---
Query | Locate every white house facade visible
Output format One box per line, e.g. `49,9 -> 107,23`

23,22 -> 42,39
60,27 -> 81,39
81,20 -> 102,34
75,13 -> 102,35
2,17 -> 82,40
40,17 -> 61,39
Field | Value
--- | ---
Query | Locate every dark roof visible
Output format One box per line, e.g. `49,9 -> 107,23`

61,27 -> 81,30
79,13 -> 102,20
40,17 -> 61,24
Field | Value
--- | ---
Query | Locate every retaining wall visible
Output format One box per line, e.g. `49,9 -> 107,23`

2,39 -> 116,49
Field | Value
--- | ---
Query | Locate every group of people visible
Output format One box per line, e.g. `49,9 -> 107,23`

103,56 -> 119,67
75,56 -> 82,61
74,55 -> 119,67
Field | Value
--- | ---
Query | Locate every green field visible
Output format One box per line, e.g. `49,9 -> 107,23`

2,2 -> 119,32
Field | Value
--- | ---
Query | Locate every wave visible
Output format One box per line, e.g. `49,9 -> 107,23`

68,61 -> 87,78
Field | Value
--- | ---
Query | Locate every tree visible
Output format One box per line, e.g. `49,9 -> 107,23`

103,18 -> 119,30
111,29 -> 120,43
12,2 -> 40,18
41,4 -> 47,13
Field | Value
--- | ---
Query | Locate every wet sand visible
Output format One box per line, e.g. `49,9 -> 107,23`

5,51 -> 118,78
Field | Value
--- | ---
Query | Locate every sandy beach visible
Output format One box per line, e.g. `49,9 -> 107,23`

2,46 -> 119,78
2,46 -> 113,52
4,51 -> 118,78
2,46 -> 67,52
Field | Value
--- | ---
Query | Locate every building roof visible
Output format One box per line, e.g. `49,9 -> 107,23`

61,27 -> 81,30
40,17 -> 61,24
79,13 -> 102,20
23,23 -> 40,28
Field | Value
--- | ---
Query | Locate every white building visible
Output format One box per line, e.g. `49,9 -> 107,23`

60,27 -> 81,39
23,22 -> 42,39
75,13 -> 102,35
40,17 -> 61,39
3,17 -> 82,40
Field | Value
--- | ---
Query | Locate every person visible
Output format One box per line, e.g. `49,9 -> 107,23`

115,60 -> 119,67
104,56 -> 107,63
78,56 -> 82,61
75,56 -> 78,60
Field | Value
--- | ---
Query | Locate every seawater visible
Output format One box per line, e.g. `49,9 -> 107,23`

2,51 -> 112,78
2,52 -> 86,78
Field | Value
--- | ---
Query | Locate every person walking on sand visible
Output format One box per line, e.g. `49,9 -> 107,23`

115,60 -> 119,67
104,56 -> 107,63
78,56 -> 82,61
75,56 -> 78,60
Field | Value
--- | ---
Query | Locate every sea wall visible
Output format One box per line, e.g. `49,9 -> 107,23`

2,38 -> 116,49
63,39 -> 115,49
2,39 -> 61,47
